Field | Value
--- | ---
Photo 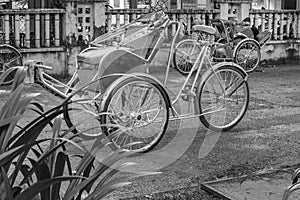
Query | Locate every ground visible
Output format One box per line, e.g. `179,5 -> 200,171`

1,64 -> 300,200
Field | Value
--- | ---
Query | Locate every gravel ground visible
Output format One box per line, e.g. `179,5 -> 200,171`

2,64 -> 300,200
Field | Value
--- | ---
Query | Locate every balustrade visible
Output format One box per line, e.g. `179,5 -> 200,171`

105,8 -> 220,34
0,7 -> 299,50
250,10 -> 300,41
0,9 -> 65,48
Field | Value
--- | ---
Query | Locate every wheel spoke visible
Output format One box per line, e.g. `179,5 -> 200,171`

103,78 -> 168,152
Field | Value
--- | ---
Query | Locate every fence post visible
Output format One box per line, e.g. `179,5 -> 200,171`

25,14 -> 30,48
4,14 -> 9,44
45,13 -> 50,47
35,14 -> 41,48
15,14 -> 20,47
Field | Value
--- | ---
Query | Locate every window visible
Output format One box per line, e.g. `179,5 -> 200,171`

282,0 -> 296,9
85,17 -> 90,23
85,8 -> 90,14
114,0 -> 120,8
78,8 -> 83,14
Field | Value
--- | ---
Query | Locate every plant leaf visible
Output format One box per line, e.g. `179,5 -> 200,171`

1,167 -> 13,200
14,176 -> 84,200
28,158 -> 51,200
51,152 -> 69,200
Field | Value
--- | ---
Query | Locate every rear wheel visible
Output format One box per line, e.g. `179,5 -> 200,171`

234,40 -> 260,73
173,40 -> 201,75
101,76 -> 169,153
197,65 -> 249,131
0,44 -> 23,85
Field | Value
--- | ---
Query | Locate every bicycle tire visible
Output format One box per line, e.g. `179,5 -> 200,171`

197,64 -> 249,132
0,44 -> 23,85
63,95 -> 103,136
173,39 -> 201,75
101,75 -> 169,153
234,39 -> 261,73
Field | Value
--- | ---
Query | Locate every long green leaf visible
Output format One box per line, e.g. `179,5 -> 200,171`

9,139 -> 56,186
12,187 -> 22,198
48,117 -> 62,173
10,111 -> 61,149
1,167 -> 13,200
0,146 -> 23,166
0,67 -> 20,86
51,152 -> 69,200
14,176 -> 84,200
2,94 -> 35,151
28,158 -> 51,200
8,103 -> 67,147
94,162 -> 136,191
11,67 -> 26,91
64,149 -> 130,200
20,137 -> 81,186
0,83 -> 23,120
66,136 -> 109,193
19,164 -> 33,185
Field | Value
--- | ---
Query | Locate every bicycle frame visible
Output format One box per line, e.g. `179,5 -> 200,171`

25,60 -> 79,99
166,40 -> 248,120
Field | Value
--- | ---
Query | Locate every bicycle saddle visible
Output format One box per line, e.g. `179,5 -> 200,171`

192,25 -> 216,35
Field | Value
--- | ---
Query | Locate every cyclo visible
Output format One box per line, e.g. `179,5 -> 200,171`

173,18 -> 271,74
24,0 -> 250,153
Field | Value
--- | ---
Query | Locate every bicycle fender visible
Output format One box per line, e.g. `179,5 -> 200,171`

232,38 -> 260,57
175,39 -> 197,49
101,72 -> 172,109
213,62 -> 248,79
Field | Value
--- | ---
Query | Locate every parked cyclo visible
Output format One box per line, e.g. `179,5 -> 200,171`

173,18 -> 272,74
3,0 -> 250,153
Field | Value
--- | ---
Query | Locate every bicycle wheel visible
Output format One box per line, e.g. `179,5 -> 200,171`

63,95 -> 103,136
173,39 -> 201,75
234,40 -> 260,73
0,44 -> 23,85
197,65 -> 249,132
101,76 -> 169,153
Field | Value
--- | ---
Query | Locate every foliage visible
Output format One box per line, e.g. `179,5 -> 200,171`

0,67 -> 158,200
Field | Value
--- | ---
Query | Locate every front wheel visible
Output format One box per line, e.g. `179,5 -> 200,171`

173,39 -> 201,75
197,65 -> 249,131
101,75 -> 169,153
234,39 -> 261,73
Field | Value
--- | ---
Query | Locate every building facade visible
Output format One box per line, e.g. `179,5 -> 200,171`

251,0 -> 300,10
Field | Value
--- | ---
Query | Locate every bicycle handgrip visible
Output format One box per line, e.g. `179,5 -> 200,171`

35,64 -> 53,70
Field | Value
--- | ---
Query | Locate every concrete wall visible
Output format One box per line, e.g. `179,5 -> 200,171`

21,47 -> 68,75
261,40 -> 300,65
62,40 -> 300,78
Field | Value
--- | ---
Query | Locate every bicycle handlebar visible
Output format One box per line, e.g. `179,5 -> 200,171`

35,64 -> 53,70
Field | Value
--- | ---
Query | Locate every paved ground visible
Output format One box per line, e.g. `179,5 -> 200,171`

106,64 -> 300,199
2,63 -> 300,199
